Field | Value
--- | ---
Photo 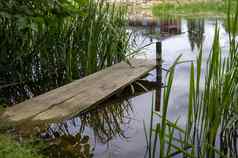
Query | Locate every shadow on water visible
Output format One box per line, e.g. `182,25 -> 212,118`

1,16 -> 235,158
4,66 -> 163,158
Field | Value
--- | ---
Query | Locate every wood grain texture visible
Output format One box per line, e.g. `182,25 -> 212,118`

1,59 -> 156,122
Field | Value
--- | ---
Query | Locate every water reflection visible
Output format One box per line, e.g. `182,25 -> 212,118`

129,17 -> 182,41
159,18 -> 182,39
187,19 -> 205,51
34,77 -> 162,157
45,100 -> 132,143
129,17 -> 207,53
41,75 -> 162,138
41,133 -> 93,158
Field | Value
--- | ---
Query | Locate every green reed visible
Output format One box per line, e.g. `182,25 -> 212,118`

0,0 -> 130,106
145,55 -> 183,158
147,0 -> 238,157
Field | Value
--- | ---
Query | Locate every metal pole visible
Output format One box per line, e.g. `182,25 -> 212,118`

155,41 -> 162,112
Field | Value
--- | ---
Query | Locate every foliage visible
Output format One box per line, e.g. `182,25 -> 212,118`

152,0 -> 237,18
0,0 -> 86,18
224,16 -> 238,35
0,135 -> 44,158
0,0 -> 129,107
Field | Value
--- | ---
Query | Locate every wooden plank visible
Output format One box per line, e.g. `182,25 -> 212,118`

1,59 -> 156,123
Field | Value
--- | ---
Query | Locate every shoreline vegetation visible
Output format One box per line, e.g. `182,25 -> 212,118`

0,0 -> 129,157
0,0 -> 129,107
152,0 -> 237,18
0,135 -> 43,158
0,0 -> 238,158
147,0 -> 238,157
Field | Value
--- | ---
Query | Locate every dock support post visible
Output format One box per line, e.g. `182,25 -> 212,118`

155,41 -> 162,112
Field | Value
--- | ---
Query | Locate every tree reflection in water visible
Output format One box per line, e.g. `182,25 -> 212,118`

187,19 -> 205,51
45,99 -> 133,143
36,78 -> 162,158
37,94 -> 134,158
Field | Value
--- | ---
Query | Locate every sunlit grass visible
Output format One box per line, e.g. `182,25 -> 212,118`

152,0 -> 237,18
0,135 -> 43,158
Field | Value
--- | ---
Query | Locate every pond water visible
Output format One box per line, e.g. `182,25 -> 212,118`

3,17 -> 233,158
37,17 -> 231,158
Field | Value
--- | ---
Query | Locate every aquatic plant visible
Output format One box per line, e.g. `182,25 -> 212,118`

145,55 -> 183,158
0,135 -> 44,158
147,0 -> 238,157
0,0 -> 129,107
185,0 -> 238,156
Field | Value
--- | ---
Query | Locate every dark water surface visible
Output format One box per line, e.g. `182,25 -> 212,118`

2,17 -> 233,158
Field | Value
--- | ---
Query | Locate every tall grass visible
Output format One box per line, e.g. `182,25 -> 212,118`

148,0 -> 238,157
0,0 -> 130,106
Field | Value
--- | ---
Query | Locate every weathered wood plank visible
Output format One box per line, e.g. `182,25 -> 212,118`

1,59 -> 156,122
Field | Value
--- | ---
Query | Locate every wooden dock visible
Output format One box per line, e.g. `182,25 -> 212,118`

1,59 -> 156,123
